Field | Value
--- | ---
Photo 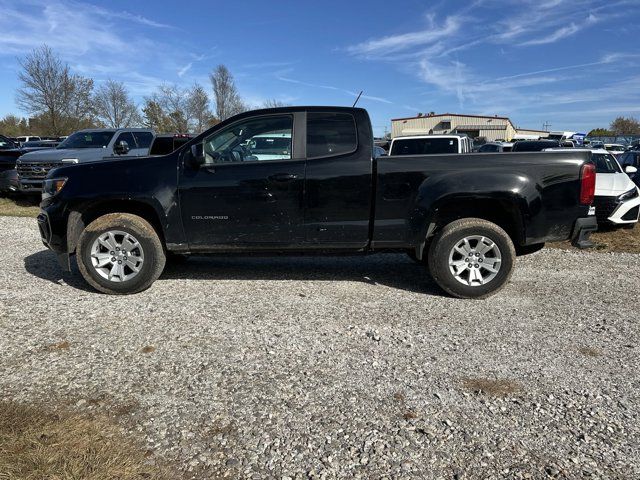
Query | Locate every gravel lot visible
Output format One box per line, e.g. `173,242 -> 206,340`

1,215 -> 638,479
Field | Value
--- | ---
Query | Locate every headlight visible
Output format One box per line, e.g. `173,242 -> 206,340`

617,187 -> 639,203
42,177 -> 67,200
61,158 -> 78,164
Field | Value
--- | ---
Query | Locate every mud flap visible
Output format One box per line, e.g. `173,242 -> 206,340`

57,253 -> 71,272
571,217 -> 598,249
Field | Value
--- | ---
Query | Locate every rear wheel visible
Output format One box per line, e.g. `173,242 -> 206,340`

427,218 -> 515,299
76,213 -> 166,294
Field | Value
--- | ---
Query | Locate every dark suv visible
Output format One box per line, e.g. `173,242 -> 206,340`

619,150 -> 640,187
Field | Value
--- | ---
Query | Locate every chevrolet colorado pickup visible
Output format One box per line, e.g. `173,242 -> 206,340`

37,106 -> 597,298
17,128 -> 154,193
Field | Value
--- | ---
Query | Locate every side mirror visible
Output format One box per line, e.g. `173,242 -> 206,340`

114,140 -> 130,155
190,143 -> 206,166
625,165 -> 638,174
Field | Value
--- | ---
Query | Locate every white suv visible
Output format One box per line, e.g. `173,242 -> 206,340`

545,148 -> 640,227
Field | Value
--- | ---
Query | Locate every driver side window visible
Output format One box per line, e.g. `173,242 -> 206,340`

203,115 -> 293,165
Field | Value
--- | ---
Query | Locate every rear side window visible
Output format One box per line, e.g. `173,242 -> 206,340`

133,131 -> 154,149
149,137 -> 174,155
592,153 -> 621,174
307,113 -> 357,158
391,138 -> 459,155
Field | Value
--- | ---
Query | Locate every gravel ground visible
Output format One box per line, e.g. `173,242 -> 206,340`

1,215 -> 638,479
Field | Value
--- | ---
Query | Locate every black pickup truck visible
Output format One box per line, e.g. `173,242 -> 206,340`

37,106 -> 597,298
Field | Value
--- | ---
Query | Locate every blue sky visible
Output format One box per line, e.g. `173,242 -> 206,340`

0,0 -> 639,135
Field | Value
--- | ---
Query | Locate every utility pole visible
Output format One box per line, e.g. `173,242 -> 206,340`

542,121 -> 551,131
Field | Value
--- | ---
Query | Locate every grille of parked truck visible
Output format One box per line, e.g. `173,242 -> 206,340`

37,106 -> 598,299
17,128 -> 154,192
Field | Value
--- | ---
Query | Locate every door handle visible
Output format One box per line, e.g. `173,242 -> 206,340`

268,173 -> 297,182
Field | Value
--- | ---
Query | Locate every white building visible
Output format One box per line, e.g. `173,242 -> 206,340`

391,113 -> 549,142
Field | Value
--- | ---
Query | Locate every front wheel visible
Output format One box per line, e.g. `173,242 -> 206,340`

76,213 -> 166,294
427,218 -> 515,299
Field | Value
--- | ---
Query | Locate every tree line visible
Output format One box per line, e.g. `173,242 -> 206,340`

0,45 -> 286,136
587,116 -> 640,137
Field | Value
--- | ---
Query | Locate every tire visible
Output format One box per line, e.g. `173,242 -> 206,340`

76,213 -> 166,294
427,218 -> 515,299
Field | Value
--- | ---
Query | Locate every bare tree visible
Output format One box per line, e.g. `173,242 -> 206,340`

93,79 -> 141,128
262,99 -> 289,108
16,45 -> 95,135
157,84 -> 190,132
209,64 -> 247,121
187,83 -> 214,133
610,116 -> 640,135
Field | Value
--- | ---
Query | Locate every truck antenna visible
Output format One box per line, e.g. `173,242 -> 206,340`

352,91 -> 363,107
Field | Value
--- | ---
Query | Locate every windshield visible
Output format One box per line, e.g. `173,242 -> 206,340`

57,131 -> 115,149
593,153 -> 622,173
391,138 -> 459,155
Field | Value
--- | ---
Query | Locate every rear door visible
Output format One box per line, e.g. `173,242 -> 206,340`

303,110 -> 373,247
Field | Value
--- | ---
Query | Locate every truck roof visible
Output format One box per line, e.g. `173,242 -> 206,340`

73,128 -> 154,133
392,134 -> 469,140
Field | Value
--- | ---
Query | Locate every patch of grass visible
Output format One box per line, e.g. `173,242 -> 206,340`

0,401 -> 174,480
549,225 -> 640,254
578,346 -> 602,357
0,195 -> 40,217
45,340 -> 71,351
463,378 -> 521,396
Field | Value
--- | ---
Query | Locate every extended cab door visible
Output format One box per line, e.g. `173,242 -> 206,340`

303,110 -> 373,247
178,113 -> 306,249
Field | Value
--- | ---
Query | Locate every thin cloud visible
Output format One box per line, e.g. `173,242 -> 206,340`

519,14 -> 598,46
276,76 -> 393,104
347,15 -> 462,56
177,63 -> 193,77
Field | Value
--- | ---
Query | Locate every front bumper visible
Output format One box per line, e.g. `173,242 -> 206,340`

570,216 -> 598,249
0,169 -> 19,193
20,179 -> 44,193
38,208 -> 72,271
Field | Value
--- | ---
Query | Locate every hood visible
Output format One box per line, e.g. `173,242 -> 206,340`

595,172 -> 636,196
18,147 -> 108,163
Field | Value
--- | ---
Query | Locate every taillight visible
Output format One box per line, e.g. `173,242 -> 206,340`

580,163 -> 596,205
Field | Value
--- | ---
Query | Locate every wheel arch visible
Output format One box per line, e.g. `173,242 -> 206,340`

67,199 -> 165,254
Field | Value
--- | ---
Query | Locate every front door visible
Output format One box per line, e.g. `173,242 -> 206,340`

179,113 -> 306,249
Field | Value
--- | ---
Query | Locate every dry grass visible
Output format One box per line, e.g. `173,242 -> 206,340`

549,225 -> 640,254
578,346 -> 602,357
463,378 -> 521,396
45,340 -> 70,351
0,401 -> 175,480
0,196 -> 40,218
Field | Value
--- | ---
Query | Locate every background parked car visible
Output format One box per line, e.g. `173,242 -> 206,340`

605,143 -> 626,157
17,128 -> 155,193
619,150 -> 640,188
477,142 -> 514,152
15,135 -> 41,145
373,145 -> 387,157
0,134 -> 19,150
511,140 -> 561,152
546,148 -> 640,228
149,134 -> 195,156
389,134 -> 473,155
21,140 -> 60,151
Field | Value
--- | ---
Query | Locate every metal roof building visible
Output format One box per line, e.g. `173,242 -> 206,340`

391,113 -> 549,141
